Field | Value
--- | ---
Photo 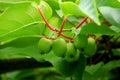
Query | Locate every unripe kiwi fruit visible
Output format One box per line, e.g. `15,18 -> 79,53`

52,38 -> 67,57
84,37 -> 97,57
38,38 -> 52,53
65,42 -> 79,62
74,34 -> 88,49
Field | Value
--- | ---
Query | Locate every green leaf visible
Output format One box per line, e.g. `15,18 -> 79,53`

82,72 -> 95,80
96,60 -> 120,76
60,2 -> 85,17
73,54 -> 86,80
80,23 -> 116,35
44,51 -> 75,77
34,0 -> 41,5
0,0 -> 31,9
110,26 -> 120,33
96,0 -> 120,8
53,59 -> 75,77
15,70 -> 37,80
85,62 -> 104,75
0,1 -> 52,43
0,23 -> 43,43
62,0 -> 76,2
0,37 -> 40,48
0,46 -> 41,61
78,0 -> 100,25
0,37 -> 42,61
112,48 -> 120,56
83,60 -> 120,80
45,0 -> 60,10
39,1 -> 52,19
99,6 -> 120,29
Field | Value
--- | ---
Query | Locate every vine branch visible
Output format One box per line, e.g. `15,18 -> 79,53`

38,6 -> 73,40
58,17 -> 67,36
75,17 -> 88,29
38,6 -> 55,31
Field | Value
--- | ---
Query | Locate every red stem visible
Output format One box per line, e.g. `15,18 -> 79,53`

67,19 -> 76,26
60,33 -> 73,40
40,36 -> 73,42
102,20 -> 107,23
90,18 -> 93,22
75,17 -> 88,29
38,7 -> 73,40
107,24 -> 112,26
58,17 -> 67,36
38,6 -> 55,31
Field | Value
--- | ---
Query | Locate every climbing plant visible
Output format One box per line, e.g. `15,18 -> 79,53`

0,0 -> 120,80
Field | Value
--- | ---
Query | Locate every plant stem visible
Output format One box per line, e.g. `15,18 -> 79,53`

67,19 -> 76,26
75,17 -> 88,29
58,17 -> 67,36
38,6 -> 55,31
90,18 -> 93,22
102,20 -> 107,23
38,7 -> 73,40
55,29 -> 72,32
60,33 -> 73,40
107,24 -> 112,26
62,29 -> 72,32
93,50 -> 107,64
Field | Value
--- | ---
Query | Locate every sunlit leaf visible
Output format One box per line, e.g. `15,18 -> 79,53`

99,6 -> 120,29
80,23 -> 116,35
78,0 -> 100,25
96,0 -> 120,8
60,2 -> 85,17
0,1 -> 52,43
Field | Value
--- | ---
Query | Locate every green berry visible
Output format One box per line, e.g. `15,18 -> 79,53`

52,38 -> 67,57
74,34 -> 88,49
38,38 -> 52,53
84,37 -> 97,57
65,43 -> 79,62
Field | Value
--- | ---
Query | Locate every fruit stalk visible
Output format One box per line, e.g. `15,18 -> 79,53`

75,17 -> 88,29
58,17 -> 67,36
38,6 -> 55,31
60,33 -> 73,40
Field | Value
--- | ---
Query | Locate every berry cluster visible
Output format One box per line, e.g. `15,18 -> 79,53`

38,34 -> 97,62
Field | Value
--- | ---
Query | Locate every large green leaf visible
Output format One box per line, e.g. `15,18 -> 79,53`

62,0 -> 76,2
112,48 -> 120,56
80,23 -> 116,35
45,0 -> 60,10
0,46 -> 41,61
82,72 -> 96,80
73,54 -> 86,80
85,62 -> 104,75
0,1 -> 52,43
96,60 -> 120,76
0,24 -> 44,43
96,0 -> 120,8
0,37 -> 40,48
60,2 -> 85,17
83,60 -> 120,80
44,51 -> 75,77
0,37 -> 42,60
78,0 -> 100,25
99,6 -> 120,29
43,52 -> 86,78
0,0 -> 31,9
